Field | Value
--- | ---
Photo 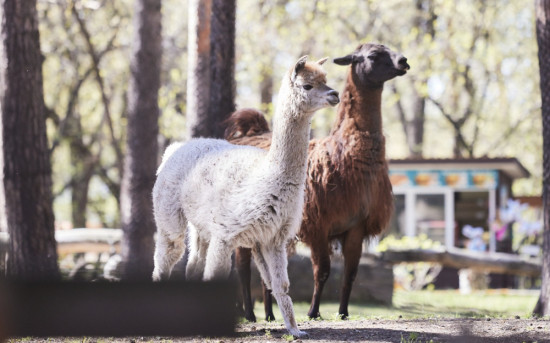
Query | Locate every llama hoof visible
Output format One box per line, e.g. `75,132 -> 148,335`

289,329 -> 308,338
307,311 -> 321,320
152,271 -> 166,282
265,313 -> 276,322
338,313 -> 349,320
244,314 -> 256,323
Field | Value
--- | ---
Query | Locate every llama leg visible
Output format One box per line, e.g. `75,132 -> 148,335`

338,226 -> 364,319
203,237 -> 233,281
152,229 -> 186,281
262,281 -> 276,321
264,244 -> 306,338
251,243 -> 272,290
242,246 -> 275,321
235,247 -> 256,322
185,223 -> 208,281
307,239 -> 331,319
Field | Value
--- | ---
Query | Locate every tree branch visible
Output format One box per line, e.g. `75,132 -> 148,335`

390,84 -> 410,142
427,96 -> 470,157
71,0 -> 124,175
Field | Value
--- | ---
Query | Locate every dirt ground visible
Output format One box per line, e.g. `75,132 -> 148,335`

208,318 -> 550,343
9,317 -> 549,343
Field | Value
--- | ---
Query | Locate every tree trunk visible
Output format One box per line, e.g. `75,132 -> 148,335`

0,0 -> 60,280
0,181 -> 6,232
68,114 -> 94,228
120,0 -> 162,280
404,89 -> 426,158
395,0 -> 434,158
535,0 -> 550,317
187,0 -> 236,139
260,62 -> 274,114
208,0 -> 236,137
70,155 -> 93,228
186,0 -> 212,138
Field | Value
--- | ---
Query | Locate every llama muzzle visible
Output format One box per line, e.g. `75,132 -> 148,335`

328,89 -> 340,106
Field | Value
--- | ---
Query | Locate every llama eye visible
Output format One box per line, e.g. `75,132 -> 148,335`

367,54 -> 377,61
303,84 -> 313,90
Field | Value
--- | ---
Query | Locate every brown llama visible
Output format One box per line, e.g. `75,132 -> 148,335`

227,43 -> 410,321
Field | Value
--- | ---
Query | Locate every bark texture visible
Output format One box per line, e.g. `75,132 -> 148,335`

1,0 -> 59,280
535,0 -> 550,317
208,0 -> 236,137
186,0 -> 212,138
120,0 -> 162,280
186,0 -> 236,139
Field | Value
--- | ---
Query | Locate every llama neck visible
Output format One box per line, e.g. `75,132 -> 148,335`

332,70 -> 384,136
267,93 -> 311,179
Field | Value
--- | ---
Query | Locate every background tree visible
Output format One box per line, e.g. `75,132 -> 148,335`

390,0 -> 435,158
186,0 -> 212,138
208,0 -> 236,137
534,0 -> 550,317
24,0 -> 542,234
186,0 -> 236,139
119,0 -> 162,280
1,0 -> 59,280
42,0 -> 129,229
69,0 -> 124,226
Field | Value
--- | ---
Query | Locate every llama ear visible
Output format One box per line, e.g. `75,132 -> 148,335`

316,57 -> 329,65
292,55 -> 308,82
333,54 -> 354,66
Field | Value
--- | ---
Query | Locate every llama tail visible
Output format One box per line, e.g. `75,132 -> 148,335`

223,108 -> 271,139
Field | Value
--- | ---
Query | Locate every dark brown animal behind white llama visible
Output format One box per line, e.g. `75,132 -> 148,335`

227,43 -> 410,321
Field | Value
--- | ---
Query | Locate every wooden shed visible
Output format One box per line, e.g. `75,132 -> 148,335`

387,157 -> 530,252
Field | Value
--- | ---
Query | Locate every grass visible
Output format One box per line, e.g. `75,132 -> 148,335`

252,289 -> 540,322
400,332 -> 436,343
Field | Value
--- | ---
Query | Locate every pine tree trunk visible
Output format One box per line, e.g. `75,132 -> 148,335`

187,0 -> 236,139
406,93 -> 426,158
70,158 -> 93,228
535,0 -> 550,317
120,0 -> 162,280
68,116 -> 94,228
186,0 -> 212,138
260,62 -> 274,114
209,0 -> 236,137
0,0 -> 59,280
0,181 -> 6,232
396,0 -> 434,158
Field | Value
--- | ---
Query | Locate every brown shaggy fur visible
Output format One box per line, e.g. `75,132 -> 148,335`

223,108 -> 272,150
229,43 -> 409,321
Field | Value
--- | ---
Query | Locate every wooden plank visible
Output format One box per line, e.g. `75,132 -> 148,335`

0,229 -> 122,255
55,229 -> 122,254
379,248 -> 542,277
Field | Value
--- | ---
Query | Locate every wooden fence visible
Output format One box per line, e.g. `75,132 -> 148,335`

0,229 -> 542,277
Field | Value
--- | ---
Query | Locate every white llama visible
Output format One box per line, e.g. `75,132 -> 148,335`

151,56 -> 339,337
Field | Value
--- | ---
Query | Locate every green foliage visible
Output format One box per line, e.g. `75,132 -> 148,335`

377,234 -> 443,252
400,333 -> 436,343
37,0 -> 542,229
282,333 -> 295,341
257,289 -> 538,321
400,332 -> 419,343
377,235 -> 443,291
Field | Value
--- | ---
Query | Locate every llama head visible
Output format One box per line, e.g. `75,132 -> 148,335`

333,43 -> 410,88
223,108 -> 269,139
286,56 -> 340,116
